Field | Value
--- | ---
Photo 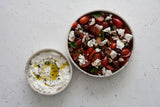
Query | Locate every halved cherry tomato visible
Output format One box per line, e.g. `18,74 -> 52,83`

78,31 -> 84,38
96,16 -> 104,22
121,58 -> 129,66
121,48 -> 131,58
72,48 -> 84,62
80,60 -> 91,68
98,21 -> 109,28
79,16 -> 90,24
76,39 -> 82,48
89,49 -> 96,60
106,65 -> 115,71
72,22 -> 78,29
110,42 -> 117,49
85,47 -> 94,59
94,69 -> 102,75
89,26 -> 100,36
113,17 -> 123,28
92,53 -> 101,62
101,56 -> 108,67
124,27 -> 131,34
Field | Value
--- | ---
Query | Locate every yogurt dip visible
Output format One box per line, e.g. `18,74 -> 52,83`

25,49 -> 72,95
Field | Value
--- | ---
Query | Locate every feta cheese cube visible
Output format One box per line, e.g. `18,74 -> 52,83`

103,27 -> 111,33
102,67 -> 113,76
105,14 -> 112,21
91,59 -> 101,68
89,18 -> 96,25
110,50 -> 117,59
87,39 -> 98,47
78,54 -> 87,66
116,39 -> 124,50
99,39 -> 108,46
69,31 -> 75,42
95,24 -> 103,30
95,48 -> 101,52
117,29 -> 125,37
124,33 -> 133,42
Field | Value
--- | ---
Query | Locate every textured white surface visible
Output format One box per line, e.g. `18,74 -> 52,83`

0,0 -> 160,107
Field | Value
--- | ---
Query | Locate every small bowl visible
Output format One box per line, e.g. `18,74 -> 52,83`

67,10 -> 134,78
25,49 -> 73,95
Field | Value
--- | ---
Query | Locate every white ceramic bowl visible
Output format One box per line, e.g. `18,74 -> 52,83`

67,10 -> 134,78
25,49 -> 73,95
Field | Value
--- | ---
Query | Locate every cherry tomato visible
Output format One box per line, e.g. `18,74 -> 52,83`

106,65 -> 115,71
96,16 -> 104,22
101,56 -> 108,67
121,48 -> 131,58
89,26 -> 100,36
72,22 -> 78,29
89,50 -> 96,60
113,17 -> 123,28
76,39 -> 82,48
121,58 -> 129,66
101,21 -> 109,28
80,60 -> 91,68
110,42 -> 117,49
124,27 -> 131,34
79,16 -> 90,24
94,69 -> 102,75
92,53 -> 101,62
85,47 -> 94,59
72,48 -> 84,62
78,31 -> 84,38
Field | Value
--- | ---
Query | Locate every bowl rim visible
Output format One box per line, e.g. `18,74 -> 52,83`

25,49 -> 73,95
66,9 -> 134,78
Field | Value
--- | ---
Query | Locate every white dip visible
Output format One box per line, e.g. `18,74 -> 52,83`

26,51 -> 71,95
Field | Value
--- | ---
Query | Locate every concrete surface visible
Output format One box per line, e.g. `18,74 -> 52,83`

0,0 -> 160,107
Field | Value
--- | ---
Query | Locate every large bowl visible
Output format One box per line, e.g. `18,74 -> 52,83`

25,49 -> 73,95
67,10 -> 134,78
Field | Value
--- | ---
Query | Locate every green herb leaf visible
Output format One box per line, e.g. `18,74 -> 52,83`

37,75 -> 40,79
45,61 -> 50,65
37,64 -> 40,68
68,41 -> 78,49
58,78 -> 60,80
125,42 -> 128,46
90,67 -> 100,73
101,30 -> 105,41
44,78 -> 46,81
78,50 -> 82,53
92,12 -> 102,18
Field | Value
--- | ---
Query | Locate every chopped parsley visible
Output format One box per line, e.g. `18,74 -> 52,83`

125,42 -> 128,46
44,78 -> 46,81
68,41 -> 78,49
37,64 -> 40,68
92,12 -> 102,18
45,61 -> 50,65
90,67 -> 101,73
58,78 -> 60,80
101,30 -> 105,41
37,75 -> 40,79
78,50 -> 83,53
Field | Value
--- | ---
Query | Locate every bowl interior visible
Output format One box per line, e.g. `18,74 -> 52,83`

25,49 -> 73,95
67,10 -> 134,78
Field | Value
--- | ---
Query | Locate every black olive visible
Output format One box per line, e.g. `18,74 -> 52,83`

108,20 -> 113,26
114,48 -> 121,53
105,32 -> 111,39
82,42 -> 88,50
100,51 -> 105,57
74,30 -> 80,37
88,34 -> 95,39
83,24 -> 88,32
112,61 -> 120,68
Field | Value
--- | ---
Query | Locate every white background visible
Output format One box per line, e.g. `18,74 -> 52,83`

0,0 -> 160,107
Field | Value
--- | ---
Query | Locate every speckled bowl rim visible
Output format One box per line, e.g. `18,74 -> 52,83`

66,10 -> 134,78
25,49 -> 73,95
